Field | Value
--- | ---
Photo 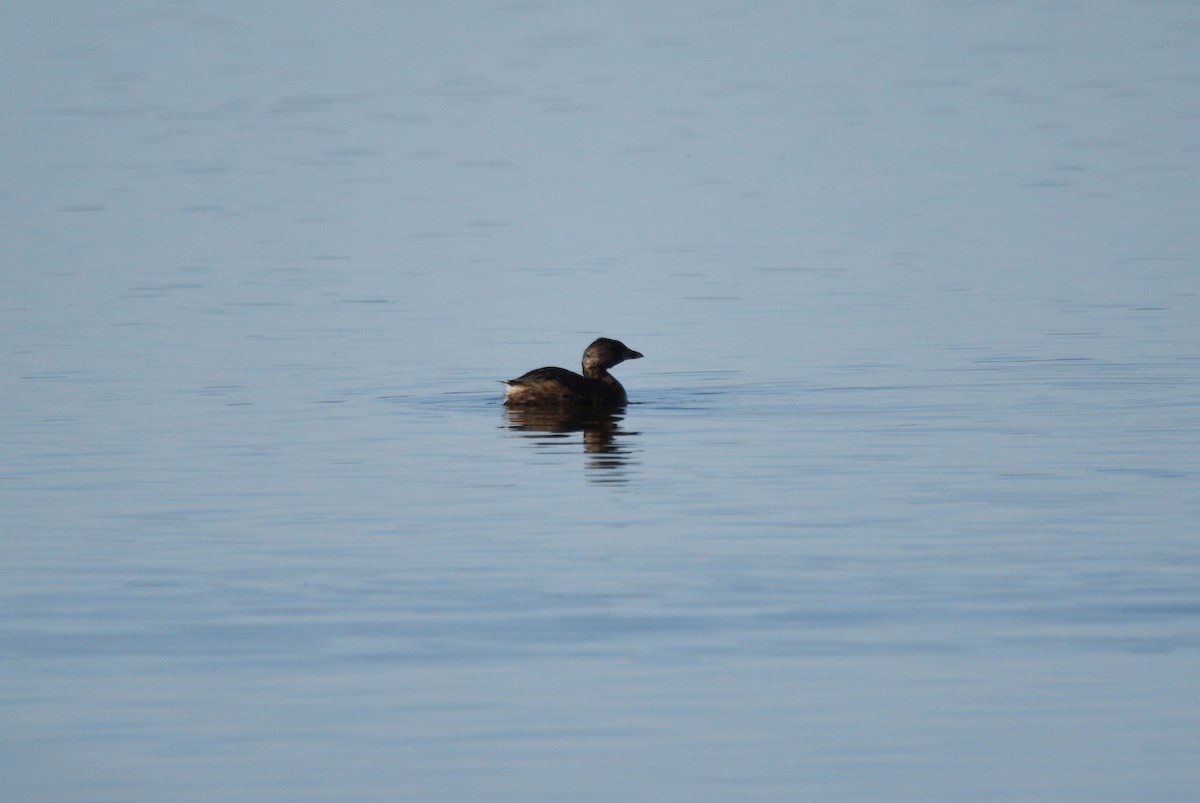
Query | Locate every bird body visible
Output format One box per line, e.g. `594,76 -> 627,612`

503,338 -> 643,408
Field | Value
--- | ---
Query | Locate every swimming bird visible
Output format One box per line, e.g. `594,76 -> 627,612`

503,337 -> 643,408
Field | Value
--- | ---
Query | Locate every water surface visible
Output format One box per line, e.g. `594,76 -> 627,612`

3,3 -> 1199,800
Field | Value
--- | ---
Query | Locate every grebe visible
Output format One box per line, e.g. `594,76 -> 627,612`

503,337 -> 643,408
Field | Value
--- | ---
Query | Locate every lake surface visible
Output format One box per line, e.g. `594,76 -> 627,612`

3,3 -> 1199,800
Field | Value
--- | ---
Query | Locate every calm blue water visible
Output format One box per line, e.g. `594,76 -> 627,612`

3,3 -> 1199,800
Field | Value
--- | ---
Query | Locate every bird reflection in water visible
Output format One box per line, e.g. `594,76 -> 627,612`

503,405 -> 639,482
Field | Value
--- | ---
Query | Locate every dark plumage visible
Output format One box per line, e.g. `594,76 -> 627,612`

503,337 -> 643,408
